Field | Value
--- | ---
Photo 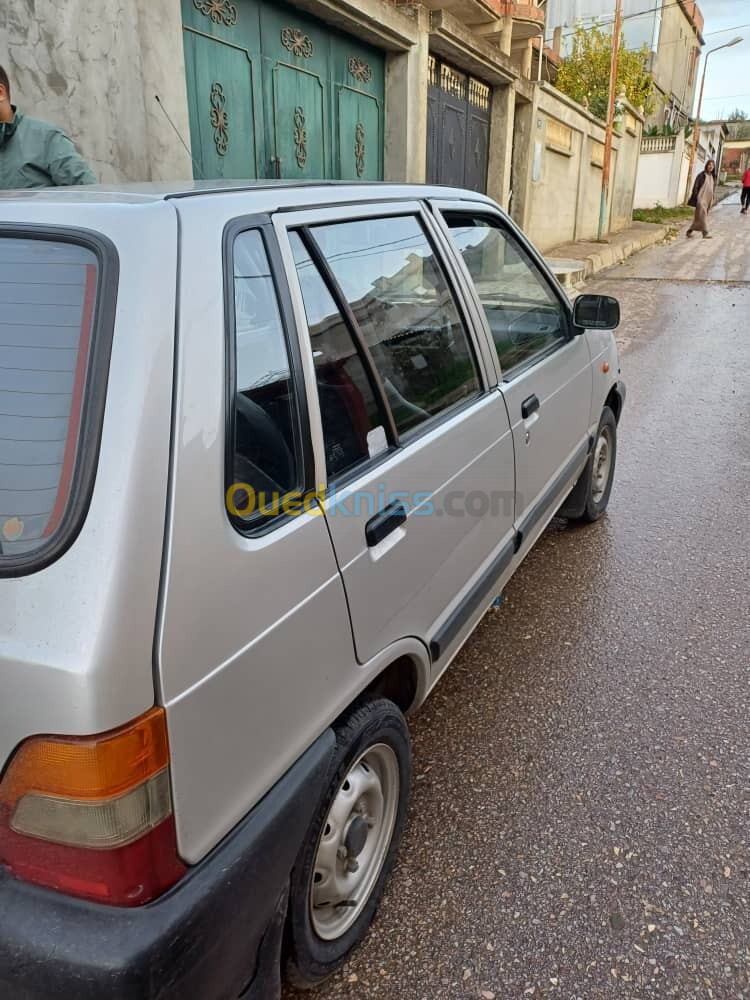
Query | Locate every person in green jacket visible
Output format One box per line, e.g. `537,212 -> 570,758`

0,65 -> 96,188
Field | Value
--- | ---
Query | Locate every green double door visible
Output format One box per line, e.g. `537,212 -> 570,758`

182,0 -> 384,181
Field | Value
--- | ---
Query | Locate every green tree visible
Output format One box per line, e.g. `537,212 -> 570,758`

555,24 -> 654,121
727,109 -> 750,139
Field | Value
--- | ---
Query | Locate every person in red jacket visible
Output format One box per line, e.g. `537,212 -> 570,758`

741,166 -> 750,215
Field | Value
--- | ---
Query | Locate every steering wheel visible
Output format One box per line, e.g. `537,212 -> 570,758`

235,392 -> 295,491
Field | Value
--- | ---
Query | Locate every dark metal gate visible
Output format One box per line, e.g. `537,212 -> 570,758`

426,57 -> 491,193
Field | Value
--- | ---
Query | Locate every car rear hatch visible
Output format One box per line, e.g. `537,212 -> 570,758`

0,198 -> 178,772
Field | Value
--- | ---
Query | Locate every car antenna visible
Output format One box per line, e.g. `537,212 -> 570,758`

154,95 -> 204,179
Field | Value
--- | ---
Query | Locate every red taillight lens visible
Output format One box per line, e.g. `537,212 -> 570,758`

0,709 -> 186,906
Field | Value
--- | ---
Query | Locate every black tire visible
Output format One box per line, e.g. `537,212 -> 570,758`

284,695 -> 412,990
578,406 -> 617,523
560,406 -> 618,524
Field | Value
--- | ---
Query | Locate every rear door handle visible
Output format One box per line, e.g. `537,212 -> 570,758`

521,394 -> 540,419
365,503 -> 407,547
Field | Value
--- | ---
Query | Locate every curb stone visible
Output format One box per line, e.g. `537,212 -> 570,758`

546,225 -> 668,289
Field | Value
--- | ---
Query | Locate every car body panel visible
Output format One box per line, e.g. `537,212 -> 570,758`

0,200 -> 177,772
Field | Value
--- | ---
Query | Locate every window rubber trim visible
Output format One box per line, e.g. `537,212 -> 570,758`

295,226 -> 399,449
0,224 -> 119,579
222,214 -> 315,538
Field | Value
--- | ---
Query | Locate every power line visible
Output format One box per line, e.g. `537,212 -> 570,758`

548,12 -> 749,63
550,1 -> 748,46
551,0 -> 698,41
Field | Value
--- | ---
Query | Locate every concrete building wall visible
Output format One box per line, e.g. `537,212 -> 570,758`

514,85 -> 642,250
611,118 -> 640,230
1,0 -> 641,252
0,0 -> 191,182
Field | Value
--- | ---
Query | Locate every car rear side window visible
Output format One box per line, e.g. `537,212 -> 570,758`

228,229 -> 302,526
310,216 -> 481,437
0,236 -> 102,565
289,231 -> 387,481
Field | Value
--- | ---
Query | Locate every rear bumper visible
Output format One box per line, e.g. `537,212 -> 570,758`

0,730 -> 334,1000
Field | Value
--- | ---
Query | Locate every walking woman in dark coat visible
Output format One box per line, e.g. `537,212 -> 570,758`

687,159 -> 717,239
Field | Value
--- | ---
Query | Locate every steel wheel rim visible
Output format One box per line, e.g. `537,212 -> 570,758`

310,743 -> 400,941
592,426 -> 613,504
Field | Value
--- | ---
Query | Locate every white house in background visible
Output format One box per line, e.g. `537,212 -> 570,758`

634,119 -> 727,210
694,121 -> 729,180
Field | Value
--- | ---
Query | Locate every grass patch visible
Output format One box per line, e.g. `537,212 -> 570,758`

633,204 -> 694,224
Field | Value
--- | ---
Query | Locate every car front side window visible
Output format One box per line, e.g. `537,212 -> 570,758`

444,213 -> 568,376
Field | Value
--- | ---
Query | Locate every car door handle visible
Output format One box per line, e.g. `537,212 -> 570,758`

521,394 -> 540,419
365,503 -> 407,547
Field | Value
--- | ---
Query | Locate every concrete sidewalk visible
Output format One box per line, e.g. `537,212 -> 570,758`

545,185 -> 740,288
545,221 -> 668,288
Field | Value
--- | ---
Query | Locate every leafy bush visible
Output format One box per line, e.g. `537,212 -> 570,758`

555,25 -> 655,121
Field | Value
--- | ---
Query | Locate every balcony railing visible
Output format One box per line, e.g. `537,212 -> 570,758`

641,135 -> 678,154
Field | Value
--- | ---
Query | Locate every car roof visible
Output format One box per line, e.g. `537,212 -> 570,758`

0,179 -> 496,209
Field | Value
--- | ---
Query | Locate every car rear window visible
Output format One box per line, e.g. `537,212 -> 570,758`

0,236 -> 103,566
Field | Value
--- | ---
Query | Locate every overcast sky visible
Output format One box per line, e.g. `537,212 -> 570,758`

693,0 -> 750,118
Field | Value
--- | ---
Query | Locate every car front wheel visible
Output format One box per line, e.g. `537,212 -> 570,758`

560,406 -> 618,523
580,406 -> 618,522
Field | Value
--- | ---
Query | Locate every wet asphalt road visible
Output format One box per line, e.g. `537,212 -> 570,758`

284,194 -> 750,1000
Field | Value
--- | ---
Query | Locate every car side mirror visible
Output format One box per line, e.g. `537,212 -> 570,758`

573,294 -> 620,332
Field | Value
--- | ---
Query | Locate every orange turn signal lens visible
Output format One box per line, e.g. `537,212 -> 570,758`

0,708 -> 185,906
0,707 -> 169,807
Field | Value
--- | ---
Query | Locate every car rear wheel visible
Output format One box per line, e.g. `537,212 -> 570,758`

284,695 -> 411,989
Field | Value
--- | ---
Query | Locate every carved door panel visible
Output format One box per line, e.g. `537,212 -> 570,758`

331,38 -> 384,182
270,65 -> 326,179
183,29 -> 258,179
336,88 -> 381,181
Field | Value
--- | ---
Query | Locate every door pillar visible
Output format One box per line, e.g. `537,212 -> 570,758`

384,5 -> 430,183
487,82 -> 515,210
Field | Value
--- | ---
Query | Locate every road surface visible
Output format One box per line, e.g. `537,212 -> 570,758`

283,193 -> 750,1000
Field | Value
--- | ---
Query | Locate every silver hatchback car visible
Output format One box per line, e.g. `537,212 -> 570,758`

0,182 -> 624,999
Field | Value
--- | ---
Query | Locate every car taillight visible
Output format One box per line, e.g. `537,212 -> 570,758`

0,708 -> 186,906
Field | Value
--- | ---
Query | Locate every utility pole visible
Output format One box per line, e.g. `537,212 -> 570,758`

598,0 -> 623,242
